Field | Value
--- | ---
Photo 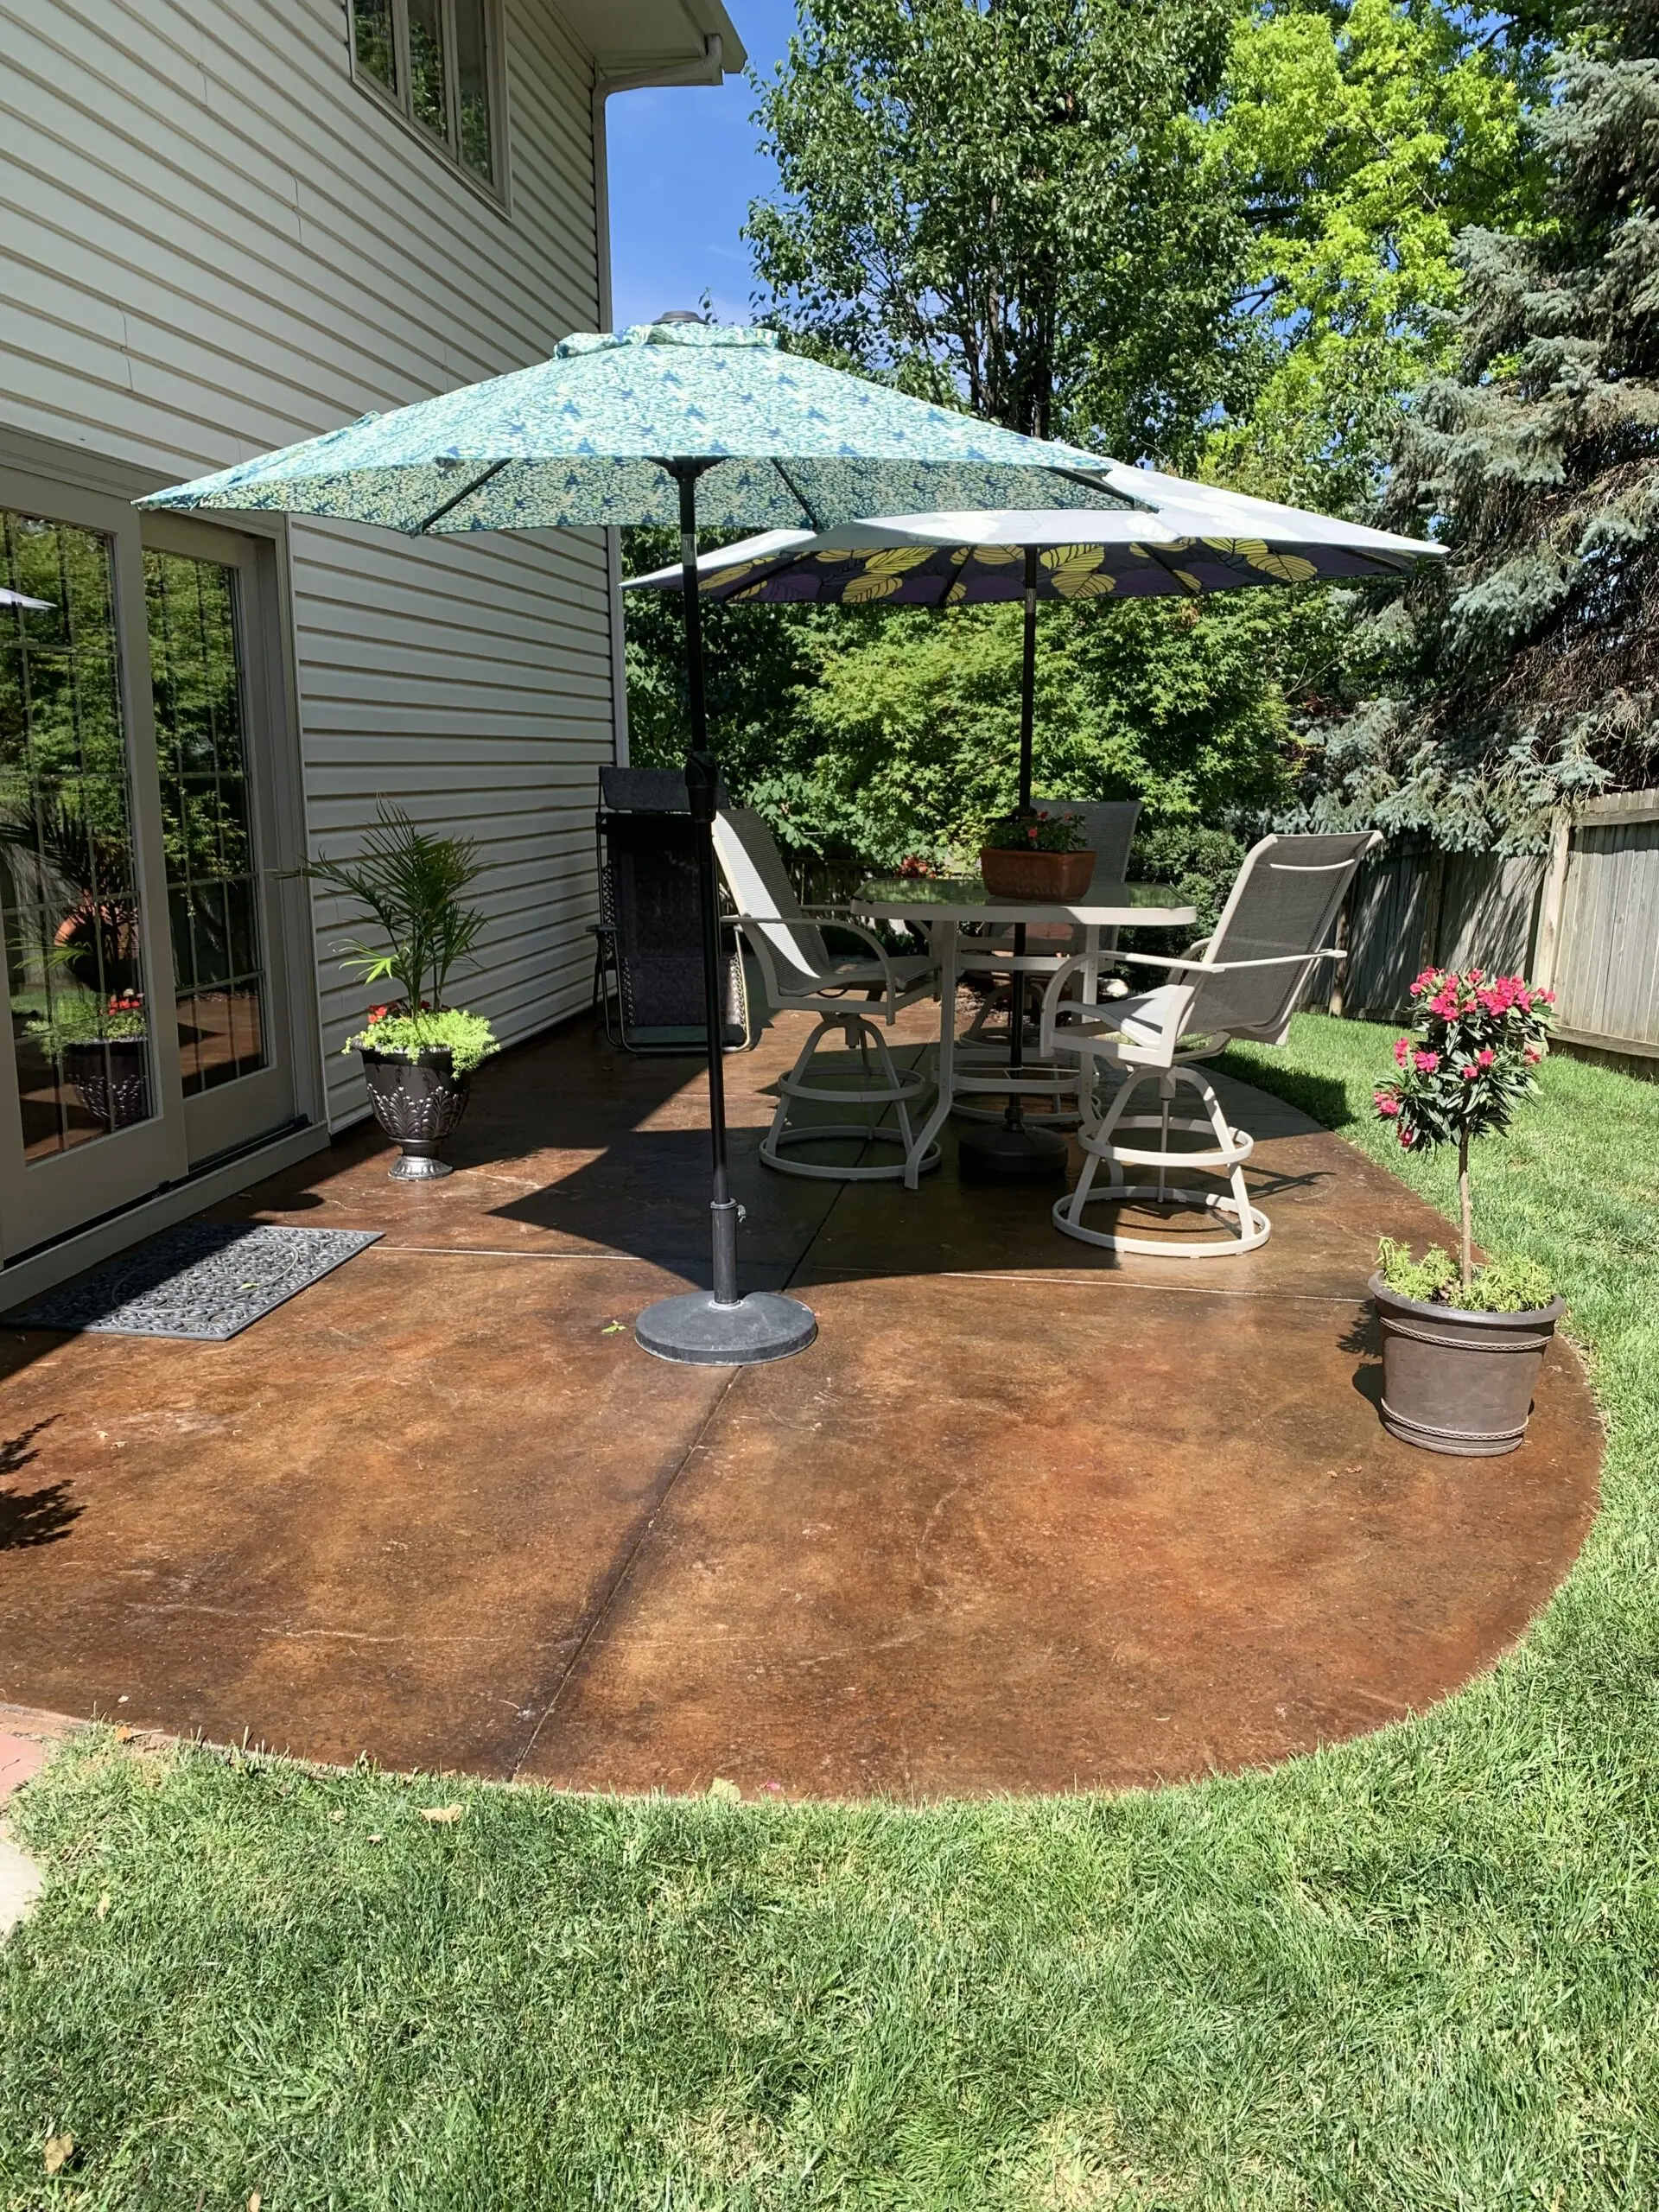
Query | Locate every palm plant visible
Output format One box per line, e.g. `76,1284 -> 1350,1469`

300,804 -> 487,1038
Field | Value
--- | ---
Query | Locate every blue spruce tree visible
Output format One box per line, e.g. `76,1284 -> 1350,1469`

1309,2 -> 1659,849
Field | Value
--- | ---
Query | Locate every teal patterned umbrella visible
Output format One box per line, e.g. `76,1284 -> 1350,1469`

140,322 -> 1129,535
143,320 -> 1134,1367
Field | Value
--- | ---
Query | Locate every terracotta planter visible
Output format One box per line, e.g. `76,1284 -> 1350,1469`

360,1046 -> 471,1180
1370,1271 -> 1566,1457
977,846 -> 1096,902
62,1037 -> 149,1130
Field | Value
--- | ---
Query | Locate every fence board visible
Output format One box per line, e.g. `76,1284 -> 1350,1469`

1331,849 -> 1433,1020
1326,793 -> 1659,1055
1554,818 -> 1659,1049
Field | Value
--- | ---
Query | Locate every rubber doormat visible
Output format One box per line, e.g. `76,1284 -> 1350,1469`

3,1224 -> 384,1341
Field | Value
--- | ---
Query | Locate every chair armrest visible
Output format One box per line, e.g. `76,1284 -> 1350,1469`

1113,945 -> 1345,976
1037,954 -> 1126,1054
728,912 -> 935,1001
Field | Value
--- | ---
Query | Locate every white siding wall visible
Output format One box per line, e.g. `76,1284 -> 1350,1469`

0,0 -> 613,1124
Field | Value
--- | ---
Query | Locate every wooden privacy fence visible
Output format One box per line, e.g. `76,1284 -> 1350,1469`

1315,790 -> 1659,1072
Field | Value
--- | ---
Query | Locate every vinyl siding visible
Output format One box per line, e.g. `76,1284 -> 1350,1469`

0,0 -> 613,1126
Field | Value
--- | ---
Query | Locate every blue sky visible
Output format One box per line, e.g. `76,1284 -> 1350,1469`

606,3 -> 797,330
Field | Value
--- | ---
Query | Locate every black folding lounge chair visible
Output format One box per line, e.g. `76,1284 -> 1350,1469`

590,766 -> 750,1054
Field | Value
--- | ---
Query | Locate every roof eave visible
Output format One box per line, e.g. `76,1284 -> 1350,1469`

553,0 -> 747,84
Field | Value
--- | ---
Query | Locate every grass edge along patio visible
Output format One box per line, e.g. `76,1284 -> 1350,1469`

2,1015 -> 1653,2203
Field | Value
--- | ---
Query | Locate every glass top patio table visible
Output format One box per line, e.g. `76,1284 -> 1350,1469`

854,878 -> 1198,928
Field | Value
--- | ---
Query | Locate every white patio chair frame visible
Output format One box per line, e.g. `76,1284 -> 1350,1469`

952,799 -> 1143,1127
1037,830 -> 1380,1256
712,810 -> 943,1182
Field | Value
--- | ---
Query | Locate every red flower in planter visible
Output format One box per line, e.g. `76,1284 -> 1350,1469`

1375,967 -> 1554,1290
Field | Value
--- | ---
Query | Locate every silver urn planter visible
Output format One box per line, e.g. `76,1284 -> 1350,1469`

359,1046 -> 471,1180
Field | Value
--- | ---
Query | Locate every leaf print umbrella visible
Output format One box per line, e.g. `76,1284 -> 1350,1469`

141,319 -> 1138,1365
629,492 -> 1441,1178
628,491 -> 1442,811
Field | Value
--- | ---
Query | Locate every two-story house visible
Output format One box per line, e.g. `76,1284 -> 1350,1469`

0,0 -> 742,1297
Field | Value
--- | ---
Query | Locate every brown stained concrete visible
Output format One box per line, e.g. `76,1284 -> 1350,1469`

0,1007 -> 1604,1797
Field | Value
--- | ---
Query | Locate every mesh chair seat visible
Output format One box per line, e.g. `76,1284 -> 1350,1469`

821,951 -> 937,988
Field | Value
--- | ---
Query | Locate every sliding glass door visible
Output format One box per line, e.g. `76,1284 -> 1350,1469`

0,467 -> 301,1264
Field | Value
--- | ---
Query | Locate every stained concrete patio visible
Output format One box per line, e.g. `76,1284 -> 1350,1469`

0,1007 -> 1602,1799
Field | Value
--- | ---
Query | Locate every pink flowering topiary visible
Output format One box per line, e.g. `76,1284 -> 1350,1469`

1373,967 -> 1554,1292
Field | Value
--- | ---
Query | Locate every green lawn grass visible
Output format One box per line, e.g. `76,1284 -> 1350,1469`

4,1014 -> 1658,2209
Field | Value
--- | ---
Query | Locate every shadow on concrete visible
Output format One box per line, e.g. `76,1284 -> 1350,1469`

0,1418 -> 76,1551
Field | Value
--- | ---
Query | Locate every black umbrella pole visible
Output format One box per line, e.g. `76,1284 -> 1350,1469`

674,484 -> 740,1306
958,543 -> 1066,1185
634,464 -> 817,1366
1017,545 -> 1039,814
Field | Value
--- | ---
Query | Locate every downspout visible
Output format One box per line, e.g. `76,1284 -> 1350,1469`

591,34 -> 725,767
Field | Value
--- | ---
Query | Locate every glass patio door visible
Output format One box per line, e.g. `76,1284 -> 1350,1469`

143,517 -> 296,1169
0,471 -> 297,1265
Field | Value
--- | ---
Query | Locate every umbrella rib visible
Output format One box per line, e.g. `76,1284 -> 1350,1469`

1141,546 -> 1204,595
1057,467 -> 1150,512
771,461 -> 827,532
414,459 -> 512,534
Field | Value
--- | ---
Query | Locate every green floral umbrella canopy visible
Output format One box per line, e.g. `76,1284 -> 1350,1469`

140,323 -> 1133,534
142,320 -> 1145,1369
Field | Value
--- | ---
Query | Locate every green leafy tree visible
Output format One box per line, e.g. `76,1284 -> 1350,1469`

787,590 -> 1350,863
747,0 -> 1247,458
1211,0 -> 1561,509
1303,0 -> 1659,847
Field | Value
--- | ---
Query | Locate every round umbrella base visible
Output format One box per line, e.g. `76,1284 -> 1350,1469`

957,1121 -> 1070,1185
635,1288 -> 818,1367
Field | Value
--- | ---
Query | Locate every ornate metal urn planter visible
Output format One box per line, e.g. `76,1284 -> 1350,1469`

359,1046 -> 471,1180
63,1037 -> 150,1130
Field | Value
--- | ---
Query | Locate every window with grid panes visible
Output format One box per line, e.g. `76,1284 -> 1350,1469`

348,0 -> 502,196
0,512 -> 156,1156
143,550 -> 269,1097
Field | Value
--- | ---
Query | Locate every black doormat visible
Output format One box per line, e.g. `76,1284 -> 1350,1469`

3,1224 -> 383,1341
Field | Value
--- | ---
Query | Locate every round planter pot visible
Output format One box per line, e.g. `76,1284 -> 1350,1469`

978,846 -> 1096,902
360,1046 -> 471,1180
1369,1271 -> 1566,1458
62,1037 -> 149,1130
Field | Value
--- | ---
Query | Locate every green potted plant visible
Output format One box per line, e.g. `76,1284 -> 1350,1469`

302,805 -> 499,1180
1369,967 -> 1563,1455
26,990 -> 149,1129
978,809 -> 1095,901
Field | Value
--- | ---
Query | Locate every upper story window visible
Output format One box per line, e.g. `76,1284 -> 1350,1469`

348,0 -> 505,198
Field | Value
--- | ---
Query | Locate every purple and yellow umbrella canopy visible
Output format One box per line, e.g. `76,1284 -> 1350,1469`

626,480 -> 1441,607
